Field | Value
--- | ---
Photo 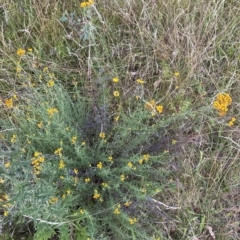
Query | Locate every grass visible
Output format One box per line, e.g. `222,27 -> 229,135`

0,0 -> 240,239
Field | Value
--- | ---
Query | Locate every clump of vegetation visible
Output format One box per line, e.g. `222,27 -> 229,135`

1,0 -> 240,239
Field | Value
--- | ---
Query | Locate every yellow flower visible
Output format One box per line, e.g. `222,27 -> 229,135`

93,189 -> 100,199
85,177 -> 90,183
172,139 -> 177,145
27,48 -> 33,53
113,91 -> 120,97
47,80 -> 55,87
74,168 -> 79,175
145,100 -> 155,110
124,201 -> 132,207
59,159 -> 66,169
5,98 -> 13,108
34,151 -> 41,157
38,157 -> 45,163
120,174 -> 125,181
108,156 -> 113,162
136,79 -> 145,84
71,136 -> 77,144
143,154 -> 150,161
114,208 -> 120,214
99,132 -> 105,139
174,72 -> 180,77
79,209 -> 85,214
5,162 -> 10,168
17,48 -> 26,56
97,162 -> 103,169
4,211 -> 9,217
112,77 -> 119,83
228,117 -> 236,127
49,197 -> 58,204
113,204 -> 121,215
81,141 -> 86,146
67,190 -> 71,195
80,2 -> 87,7
16,67 -> 21,74
80,0 -> 94,8
138,158 -> 143,164
74,177 -> 79,185
48,73 -> 55,79
114,116 -> 120,122
0,178 -> 5,184
54,148 -> 63,157
127,162 -> 133,168
10,134 -> 17,143
129,218 -> 137,225
3,194 -> 10,201
43,67 -> 49,72
37,122 -> 43,129
101,182 -> 108,188
213,93 -> 232,116
156,105 -> 163,113
47,108 -> 58,117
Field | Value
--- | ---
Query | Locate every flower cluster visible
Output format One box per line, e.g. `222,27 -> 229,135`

59,159 -> 66,169
93,189 -> 100,199
47,107 -> 58,117
138,154 -> 150,164
145,100 -> 163,114
49,197 -> 58,204
101,182 -> 108,188
31,152 -> 45,175
213,93 -> 232,116
5,98 -> 13,108
97,162 -> 103,169
5,162 -> 10,168
17,48 -> 26,57
129,217 -> 137,225
47,80 -> 55,87
174,72 -> 180,77
99,132 -> 106,139
113,204 -> 121,215
108,156 -> 113,163
10,134 -> 17,143
37,121 -> 43,129
1,194 -> 12,217
124,201 -> 132,207
120,174 -> 125,181
0,178 -> 5,184
85,177 -> 90,183
228,117 -> 236,127
80,0 -> 94,8
71,136 -> 77,144
54,148 -> 63,157
136,79 -> 145,84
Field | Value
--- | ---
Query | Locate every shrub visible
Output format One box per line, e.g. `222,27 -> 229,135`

1,68 -> 170,240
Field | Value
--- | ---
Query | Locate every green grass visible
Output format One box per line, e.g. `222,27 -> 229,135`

1,0 -> 240,239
